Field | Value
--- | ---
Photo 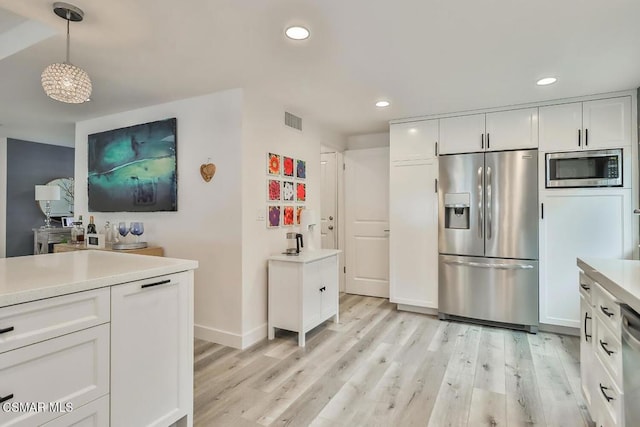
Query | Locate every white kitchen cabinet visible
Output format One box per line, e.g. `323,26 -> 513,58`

0,324 -> 110,427
390,119 -> 439,161
110,271 -> 193,427
439,108 -> 538,154
268,250 -> 340,347
579,279 -> 594,413
439,113 -> 485,154
389,158 -> 438,309
539,96 -> 631,152
539,190 -> 632,328
485,108 -> 538,151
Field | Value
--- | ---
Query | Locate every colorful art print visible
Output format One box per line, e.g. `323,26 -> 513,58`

88,118 -> 177,212
282,181 -> 295,201
268,153 -> 281,175
283,156 -> 294,177
268,205 -> 281,228
296,182 -> 306,202
296,159 -> 306,179
267,179 -> 281,201
283,206 -> 294,226
296,206 -> 305,225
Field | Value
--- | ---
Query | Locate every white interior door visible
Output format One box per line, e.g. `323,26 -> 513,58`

344,147 -> 390,298
320,152 -> 337,249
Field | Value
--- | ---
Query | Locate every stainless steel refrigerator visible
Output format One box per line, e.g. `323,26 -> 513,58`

438,149 -> 539,332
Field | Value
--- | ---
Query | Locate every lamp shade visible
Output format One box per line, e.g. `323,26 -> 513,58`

300,209 -> 318,229
35,185 -> 61,201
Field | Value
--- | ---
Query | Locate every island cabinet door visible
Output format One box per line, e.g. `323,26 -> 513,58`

110,271 -> 193,427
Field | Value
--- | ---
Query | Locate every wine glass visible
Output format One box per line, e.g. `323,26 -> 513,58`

130,222 -> 144,242
118,222 -> 129,239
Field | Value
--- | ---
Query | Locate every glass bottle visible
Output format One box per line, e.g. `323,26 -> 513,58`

71,215 -> 85,245
87,215 -> 97,235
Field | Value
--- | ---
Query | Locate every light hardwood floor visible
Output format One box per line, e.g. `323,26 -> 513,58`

193,294 -> 591,427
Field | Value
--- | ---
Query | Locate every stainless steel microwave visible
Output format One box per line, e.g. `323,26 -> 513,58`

545,149 -> 623,188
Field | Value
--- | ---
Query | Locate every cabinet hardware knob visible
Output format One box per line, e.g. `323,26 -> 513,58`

0,326 -> 14,335
599,384 -> 614,402
0,394 -> 13,404
329,216 -> 333,220
141,279 -> 171,289
600,305 -> 614,318
599,340 -> 615,356
319,286 -> 326,292
328,225 -> 334,230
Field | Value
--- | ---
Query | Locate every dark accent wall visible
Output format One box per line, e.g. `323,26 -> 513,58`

6,139 -> 74,257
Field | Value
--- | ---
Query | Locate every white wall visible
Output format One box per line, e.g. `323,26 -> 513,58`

347,132 -> 389,150
75,89 -> 245,345
240,90 -> 345,347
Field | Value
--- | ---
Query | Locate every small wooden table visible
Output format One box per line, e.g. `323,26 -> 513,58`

53,243 -> 164,257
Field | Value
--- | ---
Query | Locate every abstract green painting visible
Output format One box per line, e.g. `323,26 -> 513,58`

88,118 -> 177,212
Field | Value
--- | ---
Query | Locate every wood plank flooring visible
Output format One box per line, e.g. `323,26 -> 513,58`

193,294 -> 591,427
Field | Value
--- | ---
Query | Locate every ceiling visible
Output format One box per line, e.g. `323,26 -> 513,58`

1,0 -> 640,146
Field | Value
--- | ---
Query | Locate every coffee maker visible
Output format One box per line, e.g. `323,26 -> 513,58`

285,232 -> 304,255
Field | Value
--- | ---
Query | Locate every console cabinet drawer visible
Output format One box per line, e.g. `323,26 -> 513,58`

594,319 -> 622,386
41,395 -> 109,427
0,288 -> 110,354
593,283 -> 621,335
0,324 -> 110,426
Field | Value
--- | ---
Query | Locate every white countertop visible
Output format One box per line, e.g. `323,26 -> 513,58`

0,251 -> 198,308
268,249 -> 341,263
578,257 -> 640,314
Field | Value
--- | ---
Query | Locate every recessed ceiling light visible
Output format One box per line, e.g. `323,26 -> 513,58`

285,26 -> 310,40
375,100 -> 390,108
536,77 -> 557,86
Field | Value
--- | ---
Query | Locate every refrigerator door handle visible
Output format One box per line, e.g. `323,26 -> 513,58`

442,260 -> 535,270
486,166 -> 492,240
477,166 -> 483,239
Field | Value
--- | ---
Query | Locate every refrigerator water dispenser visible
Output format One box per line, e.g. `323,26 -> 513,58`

444,193 -> 470,229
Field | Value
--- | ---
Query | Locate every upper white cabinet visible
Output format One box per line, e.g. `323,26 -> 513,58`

485,108 -> 539,151
539,96 -> 631,152
439,113 -> 485,154
439,108 -> 538,154
390,119 -> 438,161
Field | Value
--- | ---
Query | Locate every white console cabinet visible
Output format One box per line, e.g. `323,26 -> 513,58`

268,250 -> 340,347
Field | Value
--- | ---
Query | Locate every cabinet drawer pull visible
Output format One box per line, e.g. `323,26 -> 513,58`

578,129 -> 581,147
600,305 -> 614,318
599,340 -> 614,356
584,312 -> 591,342
580,284 -> 590,291
599,384 -> 614,402
481,133 -> 484,149
487,132 -> 490,149
0,326 -> 14,335
319,286 -> 326,292
0,394 -> 13,404
141,279 -> 171,289
585,128 -> 589,146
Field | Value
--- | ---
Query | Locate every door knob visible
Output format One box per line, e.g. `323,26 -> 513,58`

328,225 -> 334,230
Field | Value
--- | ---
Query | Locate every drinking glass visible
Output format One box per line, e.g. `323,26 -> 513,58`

118,222 -> 129,238
130,222 -> 144,242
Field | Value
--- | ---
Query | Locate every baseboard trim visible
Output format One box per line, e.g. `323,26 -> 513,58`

397,304 -> 438,316
539,323 -> 580,337
242,323 -> 267,349
194,324 -> 242,349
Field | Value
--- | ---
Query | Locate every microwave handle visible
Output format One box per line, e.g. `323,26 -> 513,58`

634,209 -> 640,214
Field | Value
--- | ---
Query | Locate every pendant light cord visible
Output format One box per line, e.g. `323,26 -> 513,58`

65,11 -> 70,64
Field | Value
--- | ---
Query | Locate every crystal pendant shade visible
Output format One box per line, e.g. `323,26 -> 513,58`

41,62 -> 92,104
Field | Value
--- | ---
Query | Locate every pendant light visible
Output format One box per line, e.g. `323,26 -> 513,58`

41,2 -> 92,104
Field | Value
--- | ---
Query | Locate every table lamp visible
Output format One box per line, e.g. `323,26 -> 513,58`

35,185 -> 61,228
300,209 -> 318,251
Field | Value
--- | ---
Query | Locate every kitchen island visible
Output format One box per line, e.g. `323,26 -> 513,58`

0,250 -> 198,427
577,257 -> 640,427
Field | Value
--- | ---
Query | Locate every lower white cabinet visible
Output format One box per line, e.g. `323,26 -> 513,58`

41,395 -> 110,427
111,272 -> 193,427
389,159 -> 438,309
539,189 -> 632,327
268,250 -> 340,347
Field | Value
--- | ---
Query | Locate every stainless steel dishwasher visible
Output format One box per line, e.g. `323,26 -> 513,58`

621,304 -> 640,425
